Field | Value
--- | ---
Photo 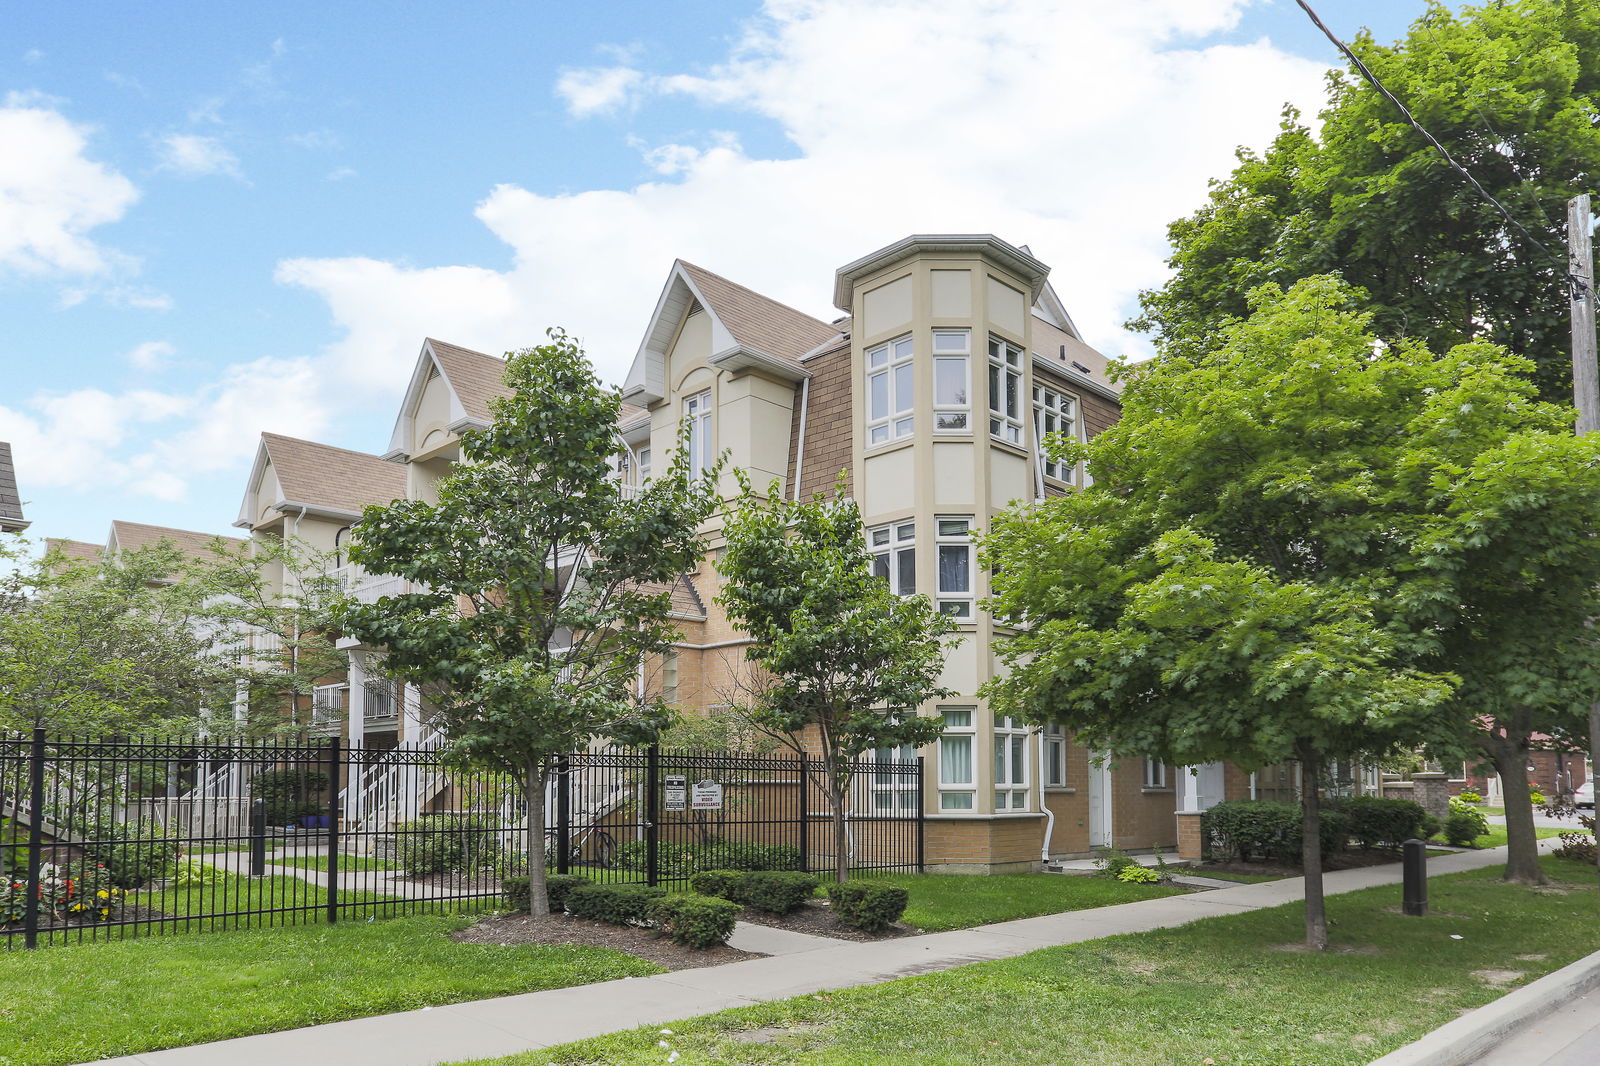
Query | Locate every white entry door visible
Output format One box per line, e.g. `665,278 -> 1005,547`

1088,756 -> 1114,848
1197,762 -> 1226,811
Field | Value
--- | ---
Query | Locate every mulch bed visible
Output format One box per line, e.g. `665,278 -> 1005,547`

733,899 -> 915,941
451,912 -> 765,970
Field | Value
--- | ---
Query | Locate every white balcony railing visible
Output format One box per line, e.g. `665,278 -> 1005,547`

330,564 -> 412,604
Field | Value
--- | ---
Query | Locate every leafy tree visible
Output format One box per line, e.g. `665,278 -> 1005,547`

339,332 -> 721,916
984,277 -> 1600,946
199,537 -> 352,737
717,478 -> 957,883
1132,0 -> 1600,401
0,538 -> 230,734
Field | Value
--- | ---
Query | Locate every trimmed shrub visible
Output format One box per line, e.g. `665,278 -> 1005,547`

1201,800 -> 1347,865
1444,812 -> 1483,847
501,872 -> 591,913
826,880 -> 909,933
1457,790 -> 1483,804
85,819 -> 180,889
391,815 -> 505,876
565,883 -> 667,925
248,768 -> 330,826
647,894 -> 741,948
689,869 -> 743,900
1331,796 -> 1428,850
619,839 -> 804,876
691,869 -> 820,914
1420,813 -> 1443,840
1529,791 -> 1547,805
1446,796 -> 1489,841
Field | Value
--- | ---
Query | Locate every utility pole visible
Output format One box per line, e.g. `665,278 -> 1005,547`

1570,193 -> 1600,891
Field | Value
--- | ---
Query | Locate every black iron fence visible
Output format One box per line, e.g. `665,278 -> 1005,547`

0,730 -> 923,949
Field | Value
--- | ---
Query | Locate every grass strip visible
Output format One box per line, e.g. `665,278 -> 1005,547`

271,854 -> 402,872
0,913 -> 661,1066
460,856 -> 1599,1066
869,872 -> 1185,932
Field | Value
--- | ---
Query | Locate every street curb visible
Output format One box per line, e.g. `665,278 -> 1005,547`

1367,946 -> 1600,1066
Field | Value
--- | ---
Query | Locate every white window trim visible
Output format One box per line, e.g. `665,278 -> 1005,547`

868,743 -> 920,815
932,330 -> 971,434
1143,758 -> 1170,790
935,516 -> 974,620
988,336 -> 1024,445
1032,381 -> 1078,484
866,335 -> 915,446
938,707 -> 977,811
1043,723 -> 1068,789
684,391 -> 713,479
868,520 -> 917,597
995,716 -> 1030,810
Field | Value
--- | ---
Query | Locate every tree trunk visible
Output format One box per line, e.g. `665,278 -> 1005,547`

829,771 -> 849,884
525,757 -> 550,917
1483,733 -> 1546,885
1299,746 -> 1328,951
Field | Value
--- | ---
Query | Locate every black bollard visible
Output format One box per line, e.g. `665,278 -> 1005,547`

1402,838 -> 1427,916
250,798 -> 267,877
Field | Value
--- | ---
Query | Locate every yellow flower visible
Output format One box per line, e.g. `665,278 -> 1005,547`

97,890 -> 109,899
70,903 -> 84,912
100,908 -> 110,918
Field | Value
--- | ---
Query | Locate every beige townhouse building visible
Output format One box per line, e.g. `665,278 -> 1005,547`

238,234 -> 1199,870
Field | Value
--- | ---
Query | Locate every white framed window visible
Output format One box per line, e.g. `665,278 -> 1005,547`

1043,723 -> 1067,788
684,391 -> 713,478
662,649 -> 680,704
938,707 -> 976,811
935,517 -> 974,619
867,335 -> 915,445
870,743 -> 920,814
932,330 -> 970,432
637,446 -> 652,485
869,521 -> 917,596
995,716 -> 1030,810
1032,383 -> 1077,482
987,336 -> 1024,444
1144,758 -> 1169,790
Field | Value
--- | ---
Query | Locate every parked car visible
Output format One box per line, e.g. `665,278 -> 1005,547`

1575,780 -> 1594,810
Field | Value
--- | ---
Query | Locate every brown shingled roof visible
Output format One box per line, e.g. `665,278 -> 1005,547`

44,538 -> 105,565
261,433 -> 408,516
425,339 -> 510,423
678,262 -> 839,368
0,442 -> 27,533
109,521 -> 245,563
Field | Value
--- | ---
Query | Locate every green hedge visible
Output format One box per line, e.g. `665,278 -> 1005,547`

391,815 -> 506,876
647,894 -> 741,948
1329,796 -> 1428,850
826,880 -> 908,933
85,819 -> 180,889
1200,800 -> 1347,865
616,839 -> 803,876
501,873 -> 591,913
689,868 -> 821,914
564,883 -> 667,924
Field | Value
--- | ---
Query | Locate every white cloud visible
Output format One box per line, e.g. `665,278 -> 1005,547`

0,97 -> 138,276
23,49 -> 44,65
155,133 -> 242,180
127,341 -> 175,371
278,0 -> 1327,385
325,166 -> 356,182
555,65 -> 647,117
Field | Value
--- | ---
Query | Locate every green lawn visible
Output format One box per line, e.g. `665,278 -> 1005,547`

271,854 -> 402,873
463,856 -> 1599,1066
872,872 -> 1185,932
1467,825 -> 1577,851
135,872 -> 402,929
0,914 -> 662,1066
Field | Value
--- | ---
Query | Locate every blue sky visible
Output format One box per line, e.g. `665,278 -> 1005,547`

2,0 -> 1431,545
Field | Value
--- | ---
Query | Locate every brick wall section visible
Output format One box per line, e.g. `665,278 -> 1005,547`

924,815 -> 1047,871
795,343 -> 854,500
1175,812 -> 1204,860
1111,760 -> 1177,851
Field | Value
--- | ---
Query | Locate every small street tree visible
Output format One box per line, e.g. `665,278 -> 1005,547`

0,537 -> 229,734
717,479 -> 956,883
983,276 -> 1600,947
339,331 -> 720,916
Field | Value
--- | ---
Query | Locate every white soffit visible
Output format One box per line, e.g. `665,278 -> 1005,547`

624,261 -> 737,404
385,339 -> 468,458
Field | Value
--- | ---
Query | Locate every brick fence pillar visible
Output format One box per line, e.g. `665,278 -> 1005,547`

1410,772 -> 1450,820
1175,811 -> 1204,861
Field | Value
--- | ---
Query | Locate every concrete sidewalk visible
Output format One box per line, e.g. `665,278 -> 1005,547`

81,843 -> 1553,1066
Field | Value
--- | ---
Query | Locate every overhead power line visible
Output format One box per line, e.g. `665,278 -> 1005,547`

1293,0 -> 1585,294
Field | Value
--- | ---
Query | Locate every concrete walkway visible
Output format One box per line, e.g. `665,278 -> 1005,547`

81,842 -> 1556,1066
